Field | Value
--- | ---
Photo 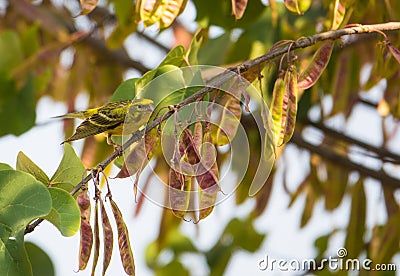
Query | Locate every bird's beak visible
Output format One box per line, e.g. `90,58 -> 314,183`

148,104 -> 155,112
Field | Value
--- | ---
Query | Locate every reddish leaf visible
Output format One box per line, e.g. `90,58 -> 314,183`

77,190 -> 93,270
388,43 -> 400,65
298,41 -> 334,90
110,198 -> 135,275
231,0 -> 248,20
100,198 -> 113,276
91,200 -> 100,276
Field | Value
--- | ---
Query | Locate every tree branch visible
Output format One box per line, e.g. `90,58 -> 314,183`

24,21 -> 400,235
290,131 -> 400,188
11,0 -> 150,74
302,119 -> 400,164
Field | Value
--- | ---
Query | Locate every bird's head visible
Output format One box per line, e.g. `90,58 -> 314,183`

130,98 -> 155,114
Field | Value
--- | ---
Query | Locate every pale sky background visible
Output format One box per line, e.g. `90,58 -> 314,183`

1,1 -> 400,275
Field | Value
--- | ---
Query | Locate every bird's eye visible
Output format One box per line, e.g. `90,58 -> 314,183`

137,104 -> 143,109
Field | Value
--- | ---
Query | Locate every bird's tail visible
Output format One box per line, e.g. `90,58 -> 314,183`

53,111 -> 88,119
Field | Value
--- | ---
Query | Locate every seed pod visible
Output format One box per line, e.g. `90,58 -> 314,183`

110,198 -> 135,275
282,65 -> 298,144
77,190 -> 93,271
100,198 -> 113,276
169,168 -> 191,219
91,200 -> 100,276
196,133 -> 220,194
270,72 -> 286,145
298,41 -> 334,90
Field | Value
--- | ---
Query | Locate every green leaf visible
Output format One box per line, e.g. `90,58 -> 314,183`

110,78 -> 139,102
42,187 -> 81,237
159,46 -> 187,67
0,163 -> 13,171
186,28 -> 208,66
25,242 -> 55,276
0,170 -> 52,276
206,217 -> 265,275
114,0 -> 135,25
50,144 -> 85,192
198,32 -> 232,66
225,217 -> 265,252
301,183 -> 318,227
16,152 -> 49,185
369,211 -> 400,264
164,228 -> 196,254
139,65 -> 187,111
344,178 -> 366,258
0,30 -> 23,74
0,75 -> 36,137
324,162 -> 348,211
20,24 -> 40,58
156,259 -> 190,276
314,232 -> 332,259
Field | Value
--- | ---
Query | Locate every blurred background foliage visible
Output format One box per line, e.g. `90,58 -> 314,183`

1,0 -> 400,275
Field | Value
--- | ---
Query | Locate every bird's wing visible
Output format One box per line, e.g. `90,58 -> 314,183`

86,101 -> 129,126
62,120 -> 113,143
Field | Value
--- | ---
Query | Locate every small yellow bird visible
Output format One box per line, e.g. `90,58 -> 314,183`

56,99 -> 154,146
